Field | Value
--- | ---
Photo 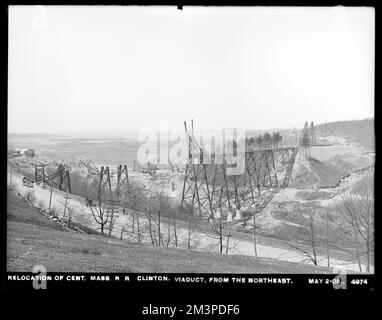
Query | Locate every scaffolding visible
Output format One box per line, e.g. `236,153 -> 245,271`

34,164 -> 71,193
86,165 -> 130,210
181,121 -> 298,219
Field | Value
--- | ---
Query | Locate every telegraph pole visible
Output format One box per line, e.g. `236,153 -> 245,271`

63,191 -> 71,218
49,186 -> 53,209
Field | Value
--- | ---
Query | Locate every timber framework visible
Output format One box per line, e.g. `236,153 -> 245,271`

181,120 -> 299,219
34,164 -> 71,193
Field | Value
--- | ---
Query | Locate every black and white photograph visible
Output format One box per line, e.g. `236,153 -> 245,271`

4,5 -> 375,291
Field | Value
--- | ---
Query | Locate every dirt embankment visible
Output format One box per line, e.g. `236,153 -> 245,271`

289,144 -> 373,189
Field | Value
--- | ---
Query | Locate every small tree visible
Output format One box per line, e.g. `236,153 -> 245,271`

252,211 -> 260,257
88,200 -> 110,236
165,219 -> 171,247
172,209 -> 178,247
284,209 -> 319,265
144,198 -> 158,246
66,205 -> 76,227
120,224 -> 126,240
207,209 -> 237,254
136,214 -> 142,244
107,203 -> 118,237
335,186 -> 374,273
157,210 -> 163,246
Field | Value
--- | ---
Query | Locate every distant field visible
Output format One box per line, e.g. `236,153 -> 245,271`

8,134 -> 142,167
7,192 -> 332,273
38,139 -> 142,167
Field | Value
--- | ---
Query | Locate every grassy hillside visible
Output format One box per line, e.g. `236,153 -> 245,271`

315,119 -> 374,151
7,192 -> 332,273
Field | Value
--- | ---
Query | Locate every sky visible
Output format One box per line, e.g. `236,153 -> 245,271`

8,6 -> 375,134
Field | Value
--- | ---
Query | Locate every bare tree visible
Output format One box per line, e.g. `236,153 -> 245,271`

131,195 -> 137,233
336,186 -> 374,273
165,219 -> 171,247
185,212 -> 201,250
248,204 -> 266,258
144,198 -> 158,246
66,205 -> 76,227
284,209 -> 319,265
136,214 -> 142,244
120,224 -> 126,240
172,209 -> 178,247
143,194 -> 164,246
88,200 -> 110,236
157,210 -> 163,246
156,192 -> 172,247
323,209 -> 333,267
225,226 -> 232,254
206,209 -> 237,254
107,203 -> 118,237
70,171 -> 91,199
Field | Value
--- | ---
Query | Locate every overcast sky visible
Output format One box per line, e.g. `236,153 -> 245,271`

8,6 -> 374,134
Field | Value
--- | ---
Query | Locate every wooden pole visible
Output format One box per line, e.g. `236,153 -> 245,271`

63,190 -> 70,217
49,186 -> 53,209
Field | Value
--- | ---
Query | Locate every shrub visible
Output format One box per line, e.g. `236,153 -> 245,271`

49,206 -> 59,218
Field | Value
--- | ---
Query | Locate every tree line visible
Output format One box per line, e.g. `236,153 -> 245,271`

246,131 -> 283,150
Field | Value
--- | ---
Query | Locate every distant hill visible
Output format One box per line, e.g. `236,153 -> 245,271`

8,133 -> 69,150
315,119 -> 374,151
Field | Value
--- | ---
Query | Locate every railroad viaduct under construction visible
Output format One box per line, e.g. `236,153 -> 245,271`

30,120 -> 318,221
180,120 -> 299,220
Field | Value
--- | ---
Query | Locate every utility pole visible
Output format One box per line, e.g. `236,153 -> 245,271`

63,191 -> 71,218
49,186 -> 53,209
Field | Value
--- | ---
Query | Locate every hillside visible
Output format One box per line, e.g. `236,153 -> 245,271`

7,192 -> 333,273
315,119 -> 374,151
